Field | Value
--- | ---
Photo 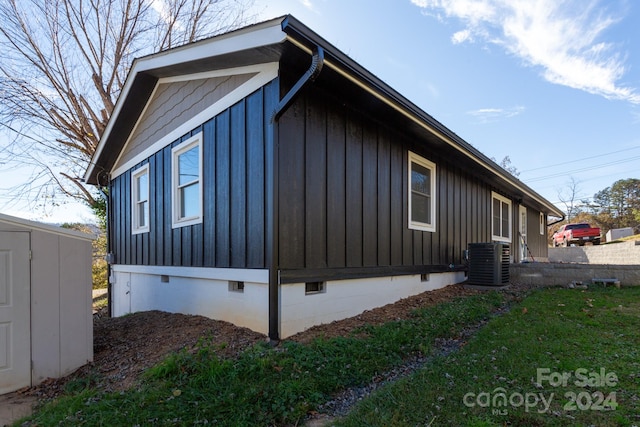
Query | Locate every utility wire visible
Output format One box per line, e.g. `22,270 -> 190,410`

524,154 -> 640,183
520,145 -> 640,174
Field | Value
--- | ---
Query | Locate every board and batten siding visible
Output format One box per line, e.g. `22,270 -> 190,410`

276,87 -> 495,277
526,207 -> 548,260
109,80 -> 278,268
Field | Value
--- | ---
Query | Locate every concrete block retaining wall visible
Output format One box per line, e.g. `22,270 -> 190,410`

548,240 -> 640,265
511,263 -> 640,287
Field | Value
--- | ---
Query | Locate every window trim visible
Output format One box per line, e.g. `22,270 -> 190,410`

131,164 -> 150,234
491,191 -> 512,243
171,134 -> 203,228
408,151 -> 437,232
539,212 -> 545,235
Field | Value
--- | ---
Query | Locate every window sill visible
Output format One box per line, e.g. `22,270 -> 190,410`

409,223 -> 436,232
172,217 -> 203,229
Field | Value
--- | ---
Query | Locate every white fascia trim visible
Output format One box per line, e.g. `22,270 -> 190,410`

285,36 -> 561,217
111,264 -> 269,284
156,64 -> 264,84
85,20 -> 286,182
134,24 -> 285,74
111,62 -> 278,179
112,63 -> 272,173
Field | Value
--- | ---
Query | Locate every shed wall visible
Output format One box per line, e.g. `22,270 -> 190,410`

0,217 -> 93,389
30,230 -> 93,384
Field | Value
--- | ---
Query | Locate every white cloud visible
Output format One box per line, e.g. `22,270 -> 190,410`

299,0 -> 315,11
468,105 -> 525,123
452,29 -> 472,44
410,0 -> 640,103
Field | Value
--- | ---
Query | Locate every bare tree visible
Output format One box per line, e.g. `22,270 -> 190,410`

492,155 -> 520,178
557,176 -> 582,222
0,0 -> 254,215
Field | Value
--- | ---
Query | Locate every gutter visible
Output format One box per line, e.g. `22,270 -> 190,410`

267,39 -> 326,342
280,16 -> 562,218
547,215 -> 566,227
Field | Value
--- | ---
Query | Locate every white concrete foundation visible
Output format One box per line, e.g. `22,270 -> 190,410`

110,266 -> 466,339
279,271 -> 466,338
110,265 -> 270,335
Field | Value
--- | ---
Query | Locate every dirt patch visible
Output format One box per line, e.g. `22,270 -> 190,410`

28,310 -> 266,400
289,283 -> 482,344
25,282 -> 530,402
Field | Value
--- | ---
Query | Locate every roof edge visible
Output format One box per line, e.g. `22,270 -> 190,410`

84,16 -> 288,184
281,16 -> 562,217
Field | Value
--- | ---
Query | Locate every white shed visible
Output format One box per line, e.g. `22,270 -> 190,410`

605,227 -> 634,242
0,213 -> 94,395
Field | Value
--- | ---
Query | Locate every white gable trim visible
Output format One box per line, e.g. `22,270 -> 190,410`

85,18 -> 286,182
110,62 -> 278,180
157,65 -> 264,84
123,64 -> 267,148
134,24 -> 285,74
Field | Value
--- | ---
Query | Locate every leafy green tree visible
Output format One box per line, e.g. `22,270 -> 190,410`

593,178 -> 640,229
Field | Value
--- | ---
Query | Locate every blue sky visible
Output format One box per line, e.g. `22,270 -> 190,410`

2,0 -> 639,222
252,0 -> 640,210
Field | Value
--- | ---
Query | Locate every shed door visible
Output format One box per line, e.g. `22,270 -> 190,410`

0,232 -> 31,394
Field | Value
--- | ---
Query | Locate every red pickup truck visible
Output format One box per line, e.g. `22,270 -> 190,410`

552,223 -> 601,247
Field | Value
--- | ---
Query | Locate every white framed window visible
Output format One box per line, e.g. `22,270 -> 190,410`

492,192 -> 512,242
131,164 -> 150,234
408,151 -> 436,232
172,134 -> 203,228
539,212 -> 545,235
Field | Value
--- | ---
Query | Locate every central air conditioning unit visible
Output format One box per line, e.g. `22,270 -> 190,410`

468,242 -> 510,286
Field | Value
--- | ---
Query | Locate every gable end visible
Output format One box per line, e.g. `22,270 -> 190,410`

111,63 -> 278,179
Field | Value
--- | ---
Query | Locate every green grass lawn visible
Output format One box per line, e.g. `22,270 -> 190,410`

20,292 -> 503,426
19,285 -> 640,427
338,286 -> 640,426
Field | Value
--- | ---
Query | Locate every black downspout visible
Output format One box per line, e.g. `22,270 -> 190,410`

547,215 -> 566,227
271,47 -> 324,122
267,46 -> 325,343
96,172 -> 112,318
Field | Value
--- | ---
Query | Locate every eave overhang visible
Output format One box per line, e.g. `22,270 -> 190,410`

84,14 -> 562,218
278,16 -> 563,218
84,17 -> 288,185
